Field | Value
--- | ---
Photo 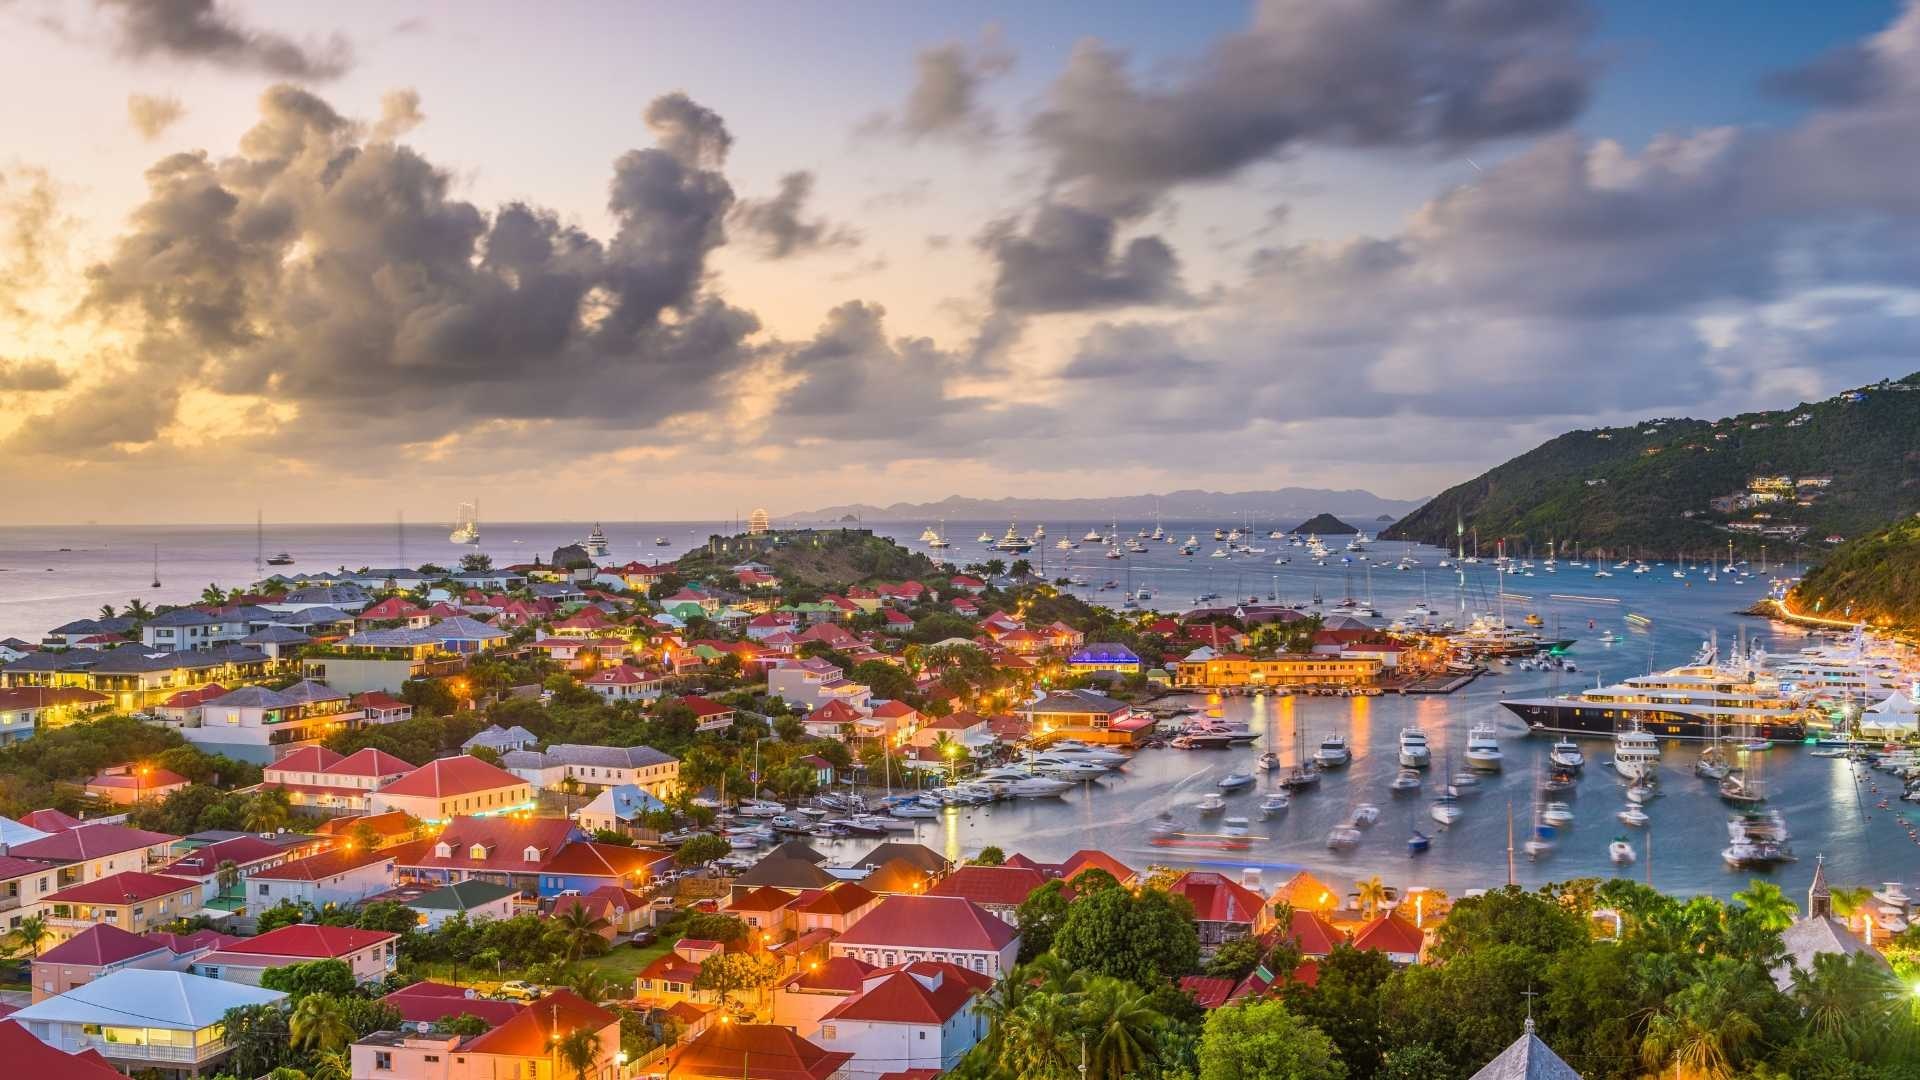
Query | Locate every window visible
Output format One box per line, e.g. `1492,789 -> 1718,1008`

374,1050 -> 393,1070
258,883 -> 270,896
822,1025 -> 837,1040
918,1030 -> 927,1040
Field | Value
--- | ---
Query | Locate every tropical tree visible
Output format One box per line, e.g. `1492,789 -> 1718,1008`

1079,976 -> 1162,1080
1830,886 -> 1875,934
290,992 -> 356,1054
559,774 -> 584,816
245,788 -> 292,832
1789,951 -> 1907,1056
215,859 -> 241,899
1196,998 -> 1346,1080
674,832 -> 730,868
7,913 -> 49,958
1356,876 -> 1390,921
1638,959 -> 1764,1080
99,603 -> 116,620
556,1026 -> 601,1080
124,598 -> 152,620
552,903 -> 611,961
309,1048 -> 353,1080
1732,880 -> 1797,931
201,583 -> 228,604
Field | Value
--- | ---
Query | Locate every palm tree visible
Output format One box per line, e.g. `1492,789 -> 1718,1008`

1830,885 -> 1875,934
559,774 -> 584,817
1639,960 -> 1763,1080
8,914 -> 49,958
1079,976 -> 1162,1080
555,1027 -> 601,1080
1356,875 -> 1390,920
245,789 -> 292,833
553,902 -> 610,961
1732,880 -> 1796,931
309,1048 -> 352,1080
216,860 -> 242,899
98,603 -> 116,620
123,598 -> 152,620
290,993 -> 354,1054
1790,951 -> 1906,1055
201,583 -> 228,605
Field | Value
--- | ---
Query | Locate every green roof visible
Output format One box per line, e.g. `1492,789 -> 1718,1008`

409,879 -> 520,911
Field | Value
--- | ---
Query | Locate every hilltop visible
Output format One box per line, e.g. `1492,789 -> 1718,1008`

1384,375 -> 1920,555
675,528 -> 944,590
1789,515 -> 1920,626
1292,513 -> 1358,535
790,487 -> 1425,525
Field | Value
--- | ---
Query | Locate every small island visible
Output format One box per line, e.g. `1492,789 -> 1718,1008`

1291,512 -> 1360,535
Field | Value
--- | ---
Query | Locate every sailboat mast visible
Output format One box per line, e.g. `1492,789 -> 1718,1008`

255,508 -> 264,577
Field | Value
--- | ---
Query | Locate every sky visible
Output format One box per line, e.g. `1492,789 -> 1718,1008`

2,0 -> 1919,524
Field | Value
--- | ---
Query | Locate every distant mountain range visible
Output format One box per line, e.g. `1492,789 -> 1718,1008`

790,488 -> 1427,527
1384,374 -> 1920,555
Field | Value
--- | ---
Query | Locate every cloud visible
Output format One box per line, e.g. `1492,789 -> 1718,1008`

1029,0 -> 1596,218
980,201 -> 1190,314
99,0 -> 352,79
860,29 -> 1013,144
0,358 -> 69,391
643,91 -> 732,169
126,92 -> 184,139
0,167 -> 60,311
10,84 -> 761,461
372,88 -> 424,140
730,171 -> 860,259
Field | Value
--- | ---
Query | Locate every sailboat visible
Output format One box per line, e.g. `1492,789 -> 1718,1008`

150,545 -> 161,589
927,521 -> 951,549
450,500 -> 481,545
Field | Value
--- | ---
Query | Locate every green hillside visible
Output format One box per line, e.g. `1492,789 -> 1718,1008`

1788,515 -> 1920,626
1383,375 -> 1920,557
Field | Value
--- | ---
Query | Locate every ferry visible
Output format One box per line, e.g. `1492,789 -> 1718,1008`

1500,642 -> 1812,741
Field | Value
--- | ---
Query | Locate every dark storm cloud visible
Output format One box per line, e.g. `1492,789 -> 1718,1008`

99,0 -> 352,79
0,358 -> 68,391
731,172 -> 861,259
1028,0 -> 1596,218
980,202 -> 1189,314
12,85 -> 761,459
860,30 -> 1013,144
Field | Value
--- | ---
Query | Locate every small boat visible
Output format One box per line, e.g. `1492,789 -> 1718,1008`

1540,801 -> 1575,827
1197,793 -> 1227,814
1390,769 -> 1423,794
1549,739 -> 1585,770
1718,772 -> 1766,807
1625,782 -> 1657,805
1217,772 -> 1256,791
1740,739 -> 1772,752
1464,724 -> 1503,771
1327,826 -> 1363,850
888,800 -> 939,819
1280,767 -> 1321,790
265,552 -> 295,566
1610,838 -> 1637,864
1407,830 -> 1432,855
1221,816 -> 1252,835
1617,806 -> 1649,827
1150,814 -> 1181,837
1449,771 -> 1481,790
1398,728 -> 1432,769
1350,804 -> 1381,828
1313,734 -> 1352,768
1258,792 -> 1291,817
1430,797 -> 1463,826
1257,752 -> 1281,772
1872,883 -> 1912,909
654,536 -> 671,545
1612,727 -> 1661,781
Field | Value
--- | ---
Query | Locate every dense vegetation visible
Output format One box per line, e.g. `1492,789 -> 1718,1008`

1790,515 -> 1920,626
1293,513 -> 1358,535
960,875 -> 1920,1080
0,715 -> 262,819
1385,375 -> 1920,556
673,528 -> 944,592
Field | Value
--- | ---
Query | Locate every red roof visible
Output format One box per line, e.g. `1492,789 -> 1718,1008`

352,690 -> 409,710
209,923 -> 396,961
378,755 -> 524,798
252,845 -> 394,882
679,695 -> 733,718
834,895 -> 1016,952
928,865 -> 1050,909
808,699 -> 865,724
0,1018 -> 124,1078
268,746 -> 345,773
160,835 -> 285,876
144,928 -> 239,954
161,683 -> 229,709
330,747 -> 415,777
1352,913 -> 1426,957
316,811 -> 415,839
667,1024 -> 852,1080
538,842 -> 671,880
34,923 -> 165,967
16,808 -> 84,833
782,955 -> 875,992
44,871 -> 197,906
1059,849 -> 1135,884
398,816 -> 577,874
822,962 -> 989,1024
1272,909 -> 1344,957
1167,871 -> 1265,926
467,990 -> 614,1056
791,881 -> 877,917
0,855 -> 54,880
86,768 -> 189,791
359,597 -> 424,620
586,666 -> 652,685
383,981 -> 526,1027
1179,974 -> 1236,1009
729,885 -> 800,913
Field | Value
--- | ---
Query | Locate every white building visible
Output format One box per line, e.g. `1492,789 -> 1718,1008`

813,962 -> 991,1080
245,847 -> 397,908
8,969 -> 285,1075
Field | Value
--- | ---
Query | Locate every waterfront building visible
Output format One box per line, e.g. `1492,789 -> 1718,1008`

9,969 -> 284,1076
1173,650 -> 1382,689
1021,689 -> 1154,746
928,864 -> 1052,926
1165,870 -> 1272,946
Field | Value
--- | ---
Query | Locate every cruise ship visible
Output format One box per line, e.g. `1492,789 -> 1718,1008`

1501,643 -> 1812,741
584,524 -> 611,558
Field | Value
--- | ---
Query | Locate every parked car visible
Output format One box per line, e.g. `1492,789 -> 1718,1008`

496,980 -> 543,1002
628,929 -> 659,948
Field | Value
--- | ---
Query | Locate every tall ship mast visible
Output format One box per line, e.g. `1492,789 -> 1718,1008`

450,500 -> 480,545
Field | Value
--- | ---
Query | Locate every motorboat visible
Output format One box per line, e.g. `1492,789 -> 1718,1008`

1398,728 -> 1432,769
736,799 -> 786,819
1612,727 -> 1661,781
1258,792 -> 1291,817
1197,793 -> 1227,814
1463,724 -> 1503,771
1327,826 -> 1363,850
1040,740 -> 1132,767
1150,814 -> 1181,837
1217,771 -> 1256,791
1617,806 -> 1649,827
1430,797 -> 1463,826
1350,803 -> 1381,828
1695,745 -> 1732,781
1221,816 -> 1251,836
1024,755 -> 1109,780
1541,802 -> 1575,827
1610,838 -> 1637,864
1313,734 -> 1353,768
889,800 -> 940,819
1549,739 -> 1585,770
1390,769 -> 1423,794
1540,771 -> 1578,795
1625,781 -> 1657,805
1258,752 -> 1282,772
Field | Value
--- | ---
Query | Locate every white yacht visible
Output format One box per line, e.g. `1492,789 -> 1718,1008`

1502,641 -> 1813,741
1612,727 -> 1661,781
1313,734 -> 1352,768
1398,728 -> 1431,769
1084,527 -> 1105,542
1463,724 -> 1503,770
1023,754 -> 1109,780
584,524 -> 611,558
